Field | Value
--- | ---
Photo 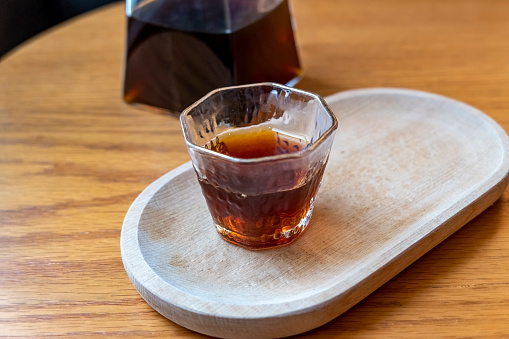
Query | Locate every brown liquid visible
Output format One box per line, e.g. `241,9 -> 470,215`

204,126 -> 306,158
124,0 -> 301,113
199,127 -> 325,250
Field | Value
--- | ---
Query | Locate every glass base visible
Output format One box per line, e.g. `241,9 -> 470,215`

125,101 -> 181,116
124,73 -> 303,117
215,203 -> 314,250
285,73 -> 303,88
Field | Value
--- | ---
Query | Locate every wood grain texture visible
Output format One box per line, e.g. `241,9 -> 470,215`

2,0 -> 509,337
121,89 -> 509,338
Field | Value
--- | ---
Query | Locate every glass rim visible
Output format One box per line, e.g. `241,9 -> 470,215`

180,82 -> 338,164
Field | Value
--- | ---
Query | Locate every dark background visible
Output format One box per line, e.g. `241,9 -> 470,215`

0,0 -> 120,58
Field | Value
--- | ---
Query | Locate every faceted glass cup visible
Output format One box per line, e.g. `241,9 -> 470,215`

180,83 -> 338,250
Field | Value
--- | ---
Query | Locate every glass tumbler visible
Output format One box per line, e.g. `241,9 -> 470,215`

180,83 -> 338,250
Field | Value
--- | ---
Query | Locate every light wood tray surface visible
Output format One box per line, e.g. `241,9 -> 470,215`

121,88 -> 509,338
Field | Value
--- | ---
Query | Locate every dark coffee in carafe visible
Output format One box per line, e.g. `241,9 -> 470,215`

123,0 -> 301,114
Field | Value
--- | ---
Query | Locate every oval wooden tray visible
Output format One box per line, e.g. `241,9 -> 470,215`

121,88 -> 509,338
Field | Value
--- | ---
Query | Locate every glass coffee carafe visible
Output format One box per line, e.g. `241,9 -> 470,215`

123,0 -> 301,114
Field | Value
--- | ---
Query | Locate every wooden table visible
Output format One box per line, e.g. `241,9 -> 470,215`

1,0 -> 509,337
